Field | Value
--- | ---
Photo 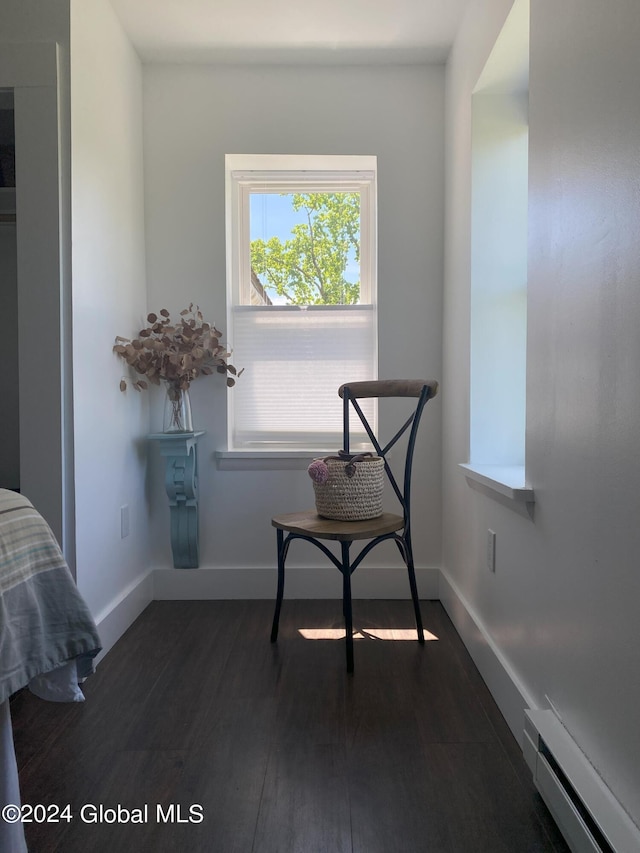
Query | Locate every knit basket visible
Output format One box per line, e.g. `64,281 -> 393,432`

309,453 -> 385,521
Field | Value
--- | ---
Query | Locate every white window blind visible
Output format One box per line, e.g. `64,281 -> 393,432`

232,304 -> 376,448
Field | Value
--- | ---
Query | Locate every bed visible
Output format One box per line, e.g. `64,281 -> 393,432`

0,488 -> 101,853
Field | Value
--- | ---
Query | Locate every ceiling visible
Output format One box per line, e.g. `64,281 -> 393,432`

108,0 -> 471,64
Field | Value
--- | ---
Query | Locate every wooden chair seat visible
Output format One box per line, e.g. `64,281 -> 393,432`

272,511 -> 405,542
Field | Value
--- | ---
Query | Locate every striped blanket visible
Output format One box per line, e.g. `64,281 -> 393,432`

0,489 -> 101,703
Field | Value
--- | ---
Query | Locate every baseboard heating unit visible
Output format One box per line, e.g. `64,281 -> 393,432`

524,710 -> 640,853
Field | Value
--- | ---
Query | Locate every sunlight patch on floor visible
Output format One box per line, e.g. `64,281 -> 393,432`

298,627 -> 439,641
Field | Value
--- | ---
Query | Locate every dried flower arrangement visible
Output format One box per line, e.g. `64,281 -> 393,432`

114,304 -> 242,393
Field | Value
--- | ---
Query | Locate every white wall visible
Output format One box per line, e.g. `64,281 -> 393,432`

70,0 -> 152,644
143,64 -> 444,591
444,0 -> 640,826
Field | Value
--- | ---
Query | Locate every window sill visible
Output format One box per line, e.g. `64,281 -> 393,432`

459,463 -> 534,503
216,449 -> 331,471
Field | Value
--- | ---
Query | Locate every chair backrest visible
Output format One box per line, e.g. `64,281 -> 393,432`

338,380 -> 438,527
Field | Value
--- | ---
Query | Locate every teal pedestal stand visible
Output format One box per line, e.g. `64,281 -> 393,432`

148,431 -> 205,569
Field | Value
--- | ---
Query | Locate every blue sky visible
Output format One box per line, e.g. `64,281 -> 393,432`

250,193 -> 304,243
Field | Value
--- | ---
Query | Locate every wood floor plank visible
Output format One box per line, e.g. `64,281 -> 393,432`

25,749 -> 187,853
12,600 -> 569,853
424,741 -> 566,853
122,600 -> 249,751
348,738 -> 453,853
171,700 -> 273,853
253,743 -> 352,853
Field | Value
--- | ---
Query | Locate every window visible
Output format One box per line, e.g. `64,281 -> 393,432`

461,0 -> 533,502
225,155 -> 377,452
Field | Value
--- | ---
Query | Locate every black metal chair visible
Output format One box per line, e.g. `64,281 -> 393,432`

270,379 -> 439,672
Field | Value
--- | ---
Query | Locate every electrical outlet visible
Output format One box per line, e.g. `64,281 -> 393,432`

487,529 -> 496,572
120,504 -> 130,539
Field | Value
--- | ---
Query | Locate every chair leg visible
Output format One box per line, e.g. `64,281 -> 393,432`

341,542 -> 354,673
271,528 -> 286,643
402,534 -> 424,644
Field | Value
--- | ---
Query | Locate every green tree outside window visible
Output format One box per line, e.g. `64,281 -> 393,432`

250,192 -> 361,305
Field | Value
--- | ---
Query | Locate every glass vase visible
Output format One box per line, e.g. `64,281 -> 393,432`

163,384 -> 193,433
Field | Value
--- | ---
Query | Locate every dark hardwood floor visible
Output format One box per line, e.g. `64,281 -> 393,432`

11,600 -> 569,852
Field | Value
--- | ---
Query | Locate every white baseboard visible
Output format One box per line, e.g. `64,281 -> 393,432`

92,571 -> 154,664
153,566 -> 440,601
438,567 -> 536,746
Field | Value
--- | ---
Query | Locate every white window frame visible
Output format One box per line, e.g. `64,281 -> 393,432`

224,154 -> 378,458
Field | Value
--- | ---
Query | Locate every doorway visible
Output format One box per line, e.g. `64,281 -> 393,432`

0,43 -> 68,551
0,90 -> 19,491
